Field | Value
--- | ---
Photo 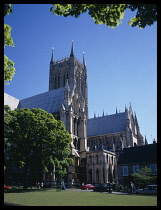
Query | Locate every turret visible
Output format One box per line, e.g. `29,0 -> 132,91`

70,40 -> 74,57
129,102 -> 133,115
49,48 -> 55,90
134,111 -> 140,132
83,52 -> 88,119
50,47 -> 54,64
64,80 -> 71,107
125,104 -> 128,112
83,52 -> 86,67
144,135 -> 148,145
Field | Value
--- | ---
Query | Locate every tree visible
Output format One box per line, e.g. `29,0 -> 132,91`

4,105 -> 12,164
130,166 -> 157,189
50,4 -> 157,29
4,107 -> 72,189
4,4 -> 15,85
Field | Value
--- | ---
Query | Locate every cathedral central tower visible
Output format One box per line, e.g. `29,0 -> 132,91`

49,41 -> 88,118
49,42 -> 88,184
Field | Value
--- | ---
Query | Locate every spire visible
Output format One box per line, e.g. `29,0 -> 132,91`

145,135 -> 148,145
134,111 -> 139,126
129,102 -> 133,113
65,79 -> 70,92
116,107 -> 118,114
70,40 -> 74,57
50,47 -> 54,64
134,111 -> 136,121
153,139 -> 157,144
102,110 -> 104,117
125,104 -> 128,112
94,111 -> 96,118
83,52 -> 86,67
112,142 -> 115,152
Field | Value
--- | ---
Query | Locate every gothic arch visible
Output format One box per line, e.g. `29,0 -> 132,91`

96,155 -> 99,164
74,137 -> 77,150
89,169 -> 92,183
96,169 -> 99,183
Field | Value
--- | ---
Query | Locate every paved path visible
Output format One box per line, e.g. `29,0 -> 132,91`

67,189 -> 130,194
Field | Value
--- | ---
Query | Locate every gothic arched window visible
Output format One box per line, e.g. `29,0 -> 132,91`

96,155 -> 99,164
106,154 -> 108,163
74,138 -> 77,149
96,169 -> 99,183
58,73 -> 60,88
89,169 -> 92,183
63,74 -> 65,86
89,156 -> 92,164
55,76 -> 57,89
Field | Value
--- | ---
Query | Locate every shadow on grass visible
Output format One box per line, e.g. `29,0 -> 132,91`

4,187 -> 59,194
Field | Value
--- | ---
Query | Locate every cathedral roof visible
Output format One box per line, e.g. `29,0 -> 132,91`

18,85 -> 74,113
117,143 -> 157,165
4,93 -> 20,110
87,112 -> 126,137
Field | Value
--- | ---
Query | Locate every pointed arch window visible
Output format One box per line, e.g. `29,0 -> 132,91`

54,75 -> 57,89
96,155 -> 99,164
58,73 -> 60,88
106,154 -> 108,163
89,169 -> 92,183
63,74 -> 66,86
89,156 -> 92,164
96,169 -> 99,183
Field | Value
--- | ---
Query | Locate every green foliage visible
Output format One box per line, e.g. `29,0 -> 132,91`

4,55 -> 15,85
4,107 -> 72,188
4,4 -> 12,17
127,4 -> 157,28
50,4 -> 126,28
4,24 -> 14,47
130,166 -> 156,189
4,105 -> 12,149
50,4 -> 157,29
4,4 -> 15,85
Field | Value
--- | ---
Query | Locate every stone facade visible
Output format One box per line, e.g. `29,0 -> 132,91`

86,150 -> 117,184
117,143 -> 157,185
48,43 -> 88,186
48,43 -> 144,186
4,42 -> 145,186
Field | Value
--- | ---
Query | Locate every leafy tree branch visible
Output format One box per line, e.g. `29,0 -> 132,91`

4,4 -> 15,85
50,4 -> 157,29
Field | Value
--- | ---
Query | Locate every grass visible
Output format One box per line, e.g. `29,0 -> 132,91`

4,188 -> 157,206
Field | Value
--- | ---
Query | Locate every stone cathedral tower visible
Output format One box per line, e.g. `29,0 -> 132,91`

49,42 -> 88,185
4,41 -> 146,187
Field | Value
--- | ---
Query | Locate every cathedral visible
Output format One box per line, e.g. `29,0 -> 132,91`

4,42 -> 145,187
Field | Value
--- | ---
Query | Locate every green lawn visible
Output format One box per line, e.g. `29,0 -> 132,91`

4,189 -> 157,206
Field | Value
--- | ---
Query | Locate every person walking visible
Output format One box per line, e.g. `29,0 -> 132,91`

62,181 -> 66,190
37,182 -> 40,189
130,182 -> 135,194
108,183 -> 112,193
35,182 -> 38,188
41,182 -> 43,188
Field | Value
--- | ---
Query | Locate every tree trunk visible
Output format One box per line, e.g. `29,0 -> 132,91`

23,165 -> 28,190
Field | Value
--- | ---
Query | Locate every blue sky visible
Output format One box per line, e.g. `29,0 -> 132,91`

4,4 -> 157,144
